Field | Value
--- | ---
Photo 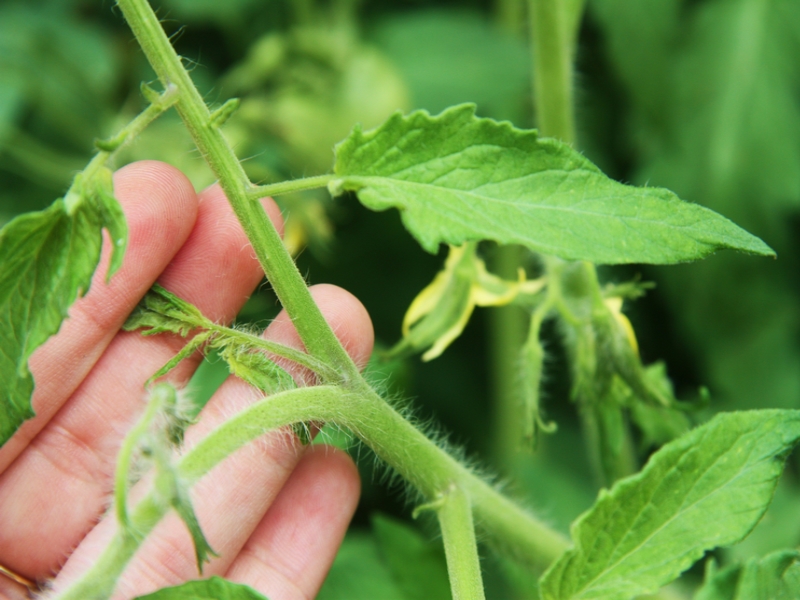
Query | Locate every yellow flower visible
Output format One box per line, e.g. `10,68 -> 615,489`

391,243 -> 544,361
603,295 -> 639,356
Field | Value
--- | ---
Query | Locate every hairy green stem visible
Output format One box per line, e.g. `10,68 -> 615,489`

578,400 -> 637,488
103,3 -> 574,599
489,0 -> 584,468
437,486 -> 486,600
58,385 -> 571,599
113,384 -> 172,529
115,0 -> 358,376
56,495 -> 166,600
247,174 -> 335,200
528,0 -> 640,490
180,382 -> 570,566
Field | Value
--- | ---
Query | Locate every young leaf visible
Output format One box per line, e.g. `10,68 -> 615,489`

539,409 -> 800,600
170,479 -> 218,572
216,342 -> 296,395
134,575 -> 269,599
695,550 -> 800,600
124,283 -> 205,337
0,168 -> 126,447
330,104 -> 773,264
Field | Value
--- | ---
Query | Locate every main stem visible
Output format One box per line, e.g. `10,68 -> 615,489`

488,246 -> 527,469
488,0 -> 582,469
528,0 -> 576,144
115,0 -> 357,377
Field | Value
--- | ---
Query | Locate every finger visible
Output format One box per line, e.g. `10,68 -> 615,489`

225,445 -> 360,600
0,182 -> 282,580
49,285 -> 373,599
0,161 -> 199,472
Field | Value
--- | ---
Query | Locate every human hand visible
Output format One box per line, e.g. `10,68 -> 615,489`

0,161 -> 372,599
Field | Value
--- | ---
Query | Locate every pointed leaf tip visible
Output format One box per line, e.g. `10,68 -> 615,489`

332,104 -> 774,263
539,409 -> 800,600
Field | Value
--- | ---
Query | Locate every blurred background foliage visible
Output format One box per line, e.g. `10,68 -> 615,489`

2,0 -> 799,597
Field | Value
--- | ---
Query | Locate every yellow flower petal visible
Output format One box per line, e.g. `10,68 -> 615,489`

402,270 -> 451,335
604,296 -> 639,355
401,244 -> 469,334
421,300 -> 477,361
471,258 -> 520,307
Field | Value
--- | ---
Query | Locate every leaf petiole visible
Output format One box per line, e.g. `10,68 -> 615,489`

247,174 -> 335,200
66,84 -> 179,213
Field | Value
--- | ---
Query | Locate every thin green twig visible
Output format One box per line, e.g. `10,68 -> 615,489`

247,174 -> 335,200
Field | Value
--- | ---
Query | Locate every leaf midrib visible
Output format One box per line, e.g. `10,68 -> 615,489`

347,174 -> 716,240
570,423 -> 777,598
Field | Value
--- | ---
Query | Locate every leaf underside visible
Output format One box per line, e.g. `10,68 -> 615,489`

0,173 -> 126,447
331,104 -> 773,264
539,409 -> 800,600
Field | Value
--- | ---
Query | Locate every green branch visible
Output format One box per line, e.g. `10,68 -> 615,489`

113,383 -> 172,529
180,382 -> 570,567
57,384 -> 570,599
66,83 -> 179,213
115,0 -> 359,376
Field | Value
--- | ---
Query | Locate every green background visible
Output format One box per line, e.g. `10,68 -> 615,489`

2,0 -> 798,596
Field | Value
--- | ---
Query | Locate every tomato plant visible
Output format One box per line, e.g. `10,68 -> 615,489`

1,0 -> 799,598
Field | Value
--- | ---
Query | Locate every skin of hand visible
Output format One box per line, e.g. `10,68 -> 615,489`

0,161 -> 371,600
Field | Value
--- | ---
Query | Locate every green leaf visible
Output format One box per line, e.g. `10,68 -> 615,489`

625,363 -> 691,450
134,576 -> 268,600
126,284 -> 297,397
372,514 -> 451,600
124,283 -> 205,337
330,104 -> 773,264
592,0 -> 800,416
0,168 -> 127,447
726,476 -> 800,563
169,479 -> 218,573
216,342 -> 296,395
539,409 -> 800,600
695,550 -> 800,600
317,532 -> 408,600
